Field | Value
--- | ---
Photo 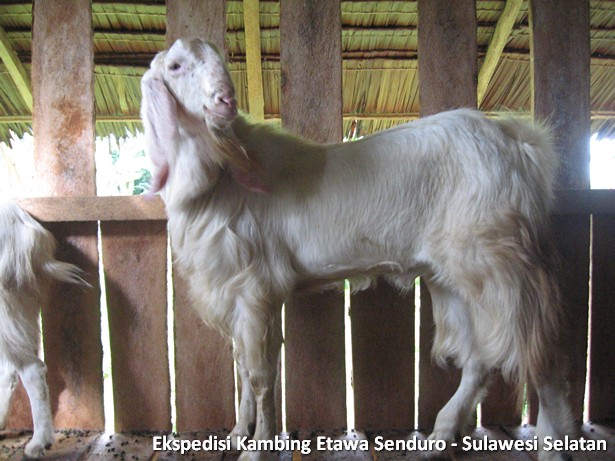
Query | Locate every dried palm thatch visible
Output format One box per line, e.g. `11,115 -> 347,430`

0,0 -> 614,145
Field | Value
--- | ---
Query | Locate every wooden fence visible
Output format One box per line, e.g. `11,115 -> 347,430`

4,0 -> 615,436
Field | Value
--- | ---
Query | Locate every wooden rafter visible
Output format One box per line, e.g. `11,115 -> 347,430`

0,24 -> 32,111
477,0 -> 523,107
243,0 -> 265,121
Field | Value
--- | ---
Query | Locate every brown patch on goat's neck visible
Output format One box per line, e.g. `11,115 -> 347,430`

209,124 -> 250,170
208,123 -> 270,193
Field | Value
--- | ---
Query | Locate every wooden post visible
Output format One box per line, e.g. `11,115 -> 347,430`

416,0 -> 478,431
166,0 -> 237,431
280,0 -> 343,143
417,0 -> 477,116
29,0 -> 103,430
280,0 -> 346,431
529,0 -> 591,423
166,0 -> 226,47
100,221 -> 171,431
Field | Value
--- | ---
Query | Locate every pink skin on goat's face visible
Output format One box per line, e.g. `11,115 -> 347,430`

157,38 -> 237,127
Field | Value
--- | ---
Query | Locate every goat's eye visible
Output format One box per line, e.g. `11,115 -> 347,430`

169,62 -> 181,71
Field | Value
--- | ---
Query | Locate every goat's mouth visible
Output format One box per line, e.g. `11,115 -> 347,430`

204,98 -> 238,122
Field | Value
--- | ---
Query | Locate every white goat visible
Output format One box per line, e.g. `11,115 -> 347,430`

141,38 -> 574,461
0,199 -> 86,458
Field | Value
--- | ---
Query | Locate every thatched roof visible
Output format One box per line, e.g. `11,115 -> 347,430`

0,0 -> 614,145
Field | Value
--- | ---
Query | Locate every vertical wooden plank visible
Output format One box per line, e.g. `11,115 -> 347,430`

100,221 -> 170,431
480,375 -> 520,427
351,284 -> 414,431
588,216 -> 615,421
284,292 -> 346,431
416,0 -> 477,431
280,0 -> 345,431
529,0 -> 591,424
166,0 -> 237,432
6,383 -> 32,430
173,276 -> 236,431
31,0 -> 103,430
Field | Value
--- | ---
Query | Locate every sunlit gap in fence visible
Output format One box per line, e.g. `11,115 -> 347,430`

97,222 -> 115,433
281,304 -> 287,433
414,277 -> 421,430
584,216 -> 594,423
167,237 -> 177,431
38,311 -> 44,361
344,280 -> 356,431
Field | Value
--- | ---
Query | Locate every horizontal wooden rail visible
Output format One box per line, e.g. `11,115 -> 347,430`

14,196 -> 166,222
11,189 -> 615,223
554,189 -> 615,215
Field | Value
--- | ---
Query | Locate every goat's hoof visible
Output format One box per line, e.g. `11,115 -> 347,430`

229,430 -> 251,450
24,431 -> 54,459
24,442 -> 47,459
427,429 -> 455,443
421,431 -> 454,460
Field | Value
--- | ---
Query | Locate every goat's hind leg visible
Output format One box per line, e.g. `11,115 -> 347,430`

423,284 -> 490,458
535,366 -> 575,461
18,356 -> 54,459
0,361 -> 18,429
427,358 -> 489,446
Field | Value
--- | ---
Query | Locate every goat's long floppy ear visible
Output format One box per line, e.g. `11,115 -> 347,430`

141,67 -> 178,194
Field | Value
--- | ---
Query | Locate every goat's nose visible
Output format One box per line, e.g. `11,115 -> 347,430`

216,94 -> 237,116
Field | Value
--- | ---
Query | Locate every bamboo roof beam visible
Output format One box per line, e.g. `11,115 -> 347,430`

477,0 -> 523,107
243,0 -> 265,121
0,24 -> 32,111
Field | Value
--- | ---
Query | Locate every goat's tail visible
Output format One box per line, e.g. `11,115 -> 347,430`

516,228 -> 562,401
43,260 -> 90,287
496,115 -> 559,212
496,117 -> 564,398
475,211 -> 563,409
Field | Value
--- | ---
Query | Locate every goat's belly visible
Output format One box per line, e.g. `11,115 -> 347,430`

294,258 -> 425,293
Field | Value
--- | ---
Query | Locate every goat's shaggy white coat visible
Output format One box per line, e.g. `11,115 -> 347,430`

142,38 -> 574,461
0,200 -> 86,458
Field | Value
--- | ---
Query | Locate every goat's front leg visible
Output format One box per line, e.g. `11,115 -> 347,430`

0,361 -> 17,429
230,345 -> 257,448
234,298 -> 282,461
18,357 -> 54,458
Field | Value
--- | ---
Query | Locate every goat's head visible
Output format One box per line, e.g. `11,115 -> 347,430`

141,38 -> 268,196
152,38 -> 237,128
